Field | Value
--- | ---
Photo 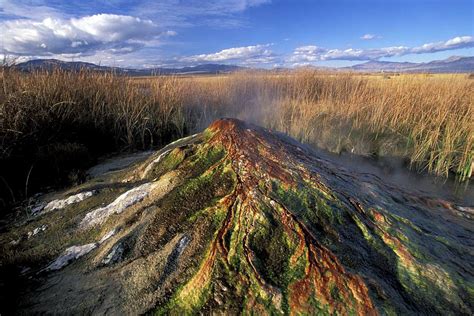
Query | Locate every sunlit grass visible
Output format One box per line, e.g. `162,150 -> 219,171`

176,71 -> 473,180
1,68 -> 472,193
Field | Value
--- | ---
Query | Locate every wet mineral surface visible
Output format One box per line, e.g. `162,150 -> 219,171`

0,118 -> 472,315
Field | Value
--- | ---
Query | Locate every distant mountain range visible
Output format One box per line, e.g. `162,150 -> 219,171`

14,59 -> 246,75
344,56 -> 474,73
12,56 -> 474,75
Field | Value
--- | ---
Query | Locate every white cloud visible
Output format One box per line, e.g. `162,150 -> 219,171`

0,0 -> 271,26
0,0 -> 63,20
0,14 -> 173,56
208,0 -> 271,13
129,0 -> 272,28
360,34 -> 381,40
134,0 -> 271,15
180,44 -> 273,63
70,15 -> 156,42
290,36 -> 474,62
410,36 -> 473,54
292,46 -> 327,61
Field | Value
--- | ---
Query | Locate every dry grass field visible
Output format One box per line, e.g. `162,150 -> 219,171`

1,68 -> 473,208
137,71 -> 473,180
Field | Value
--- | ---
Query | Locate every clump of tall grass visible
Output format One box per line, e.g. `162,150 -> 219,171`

178,71 -> 473,181
0,68 -> 191,208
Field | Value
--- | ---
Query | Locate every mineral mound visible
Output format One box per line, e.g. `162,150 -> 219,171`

0,118 -> 472,314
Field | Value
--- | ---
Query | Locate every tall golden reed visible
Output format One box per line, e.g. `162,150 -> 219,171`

1,68 -> 472,180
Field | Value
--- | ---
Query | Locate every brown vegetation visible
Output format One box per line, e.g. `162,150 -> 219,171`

176,71 -> 473,182
1,68 -> 472,209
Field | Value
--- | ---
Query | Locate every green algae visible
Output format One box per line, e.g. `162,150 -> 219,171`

350,202 -> 471,315
184,145 -> 226,178
143,147 -> 186,180
351,213 -> 374,242
270,180 -> 342,228
249,216 -> 291,289
155,206 -> 230,315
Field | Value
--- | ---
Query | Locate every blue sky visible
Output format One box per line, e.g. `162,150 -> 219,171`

1,0 -> 473,68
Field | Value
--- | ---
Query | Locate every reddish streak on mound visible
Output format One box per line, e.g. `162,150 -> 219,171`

203,119 -> 377,314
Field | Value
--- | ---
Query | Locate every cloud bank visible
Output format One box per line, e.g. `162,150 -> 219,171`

1,14 -> 174,56
179,44 -> 274,64
290,36 -> 474,62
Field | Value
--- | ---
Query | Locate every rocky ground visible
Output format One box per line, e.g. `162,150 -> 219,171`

0,118 -> 472,315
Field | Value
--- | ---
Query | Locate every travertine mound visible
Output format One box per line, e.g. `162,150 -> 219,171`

1,119 -> 472,315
